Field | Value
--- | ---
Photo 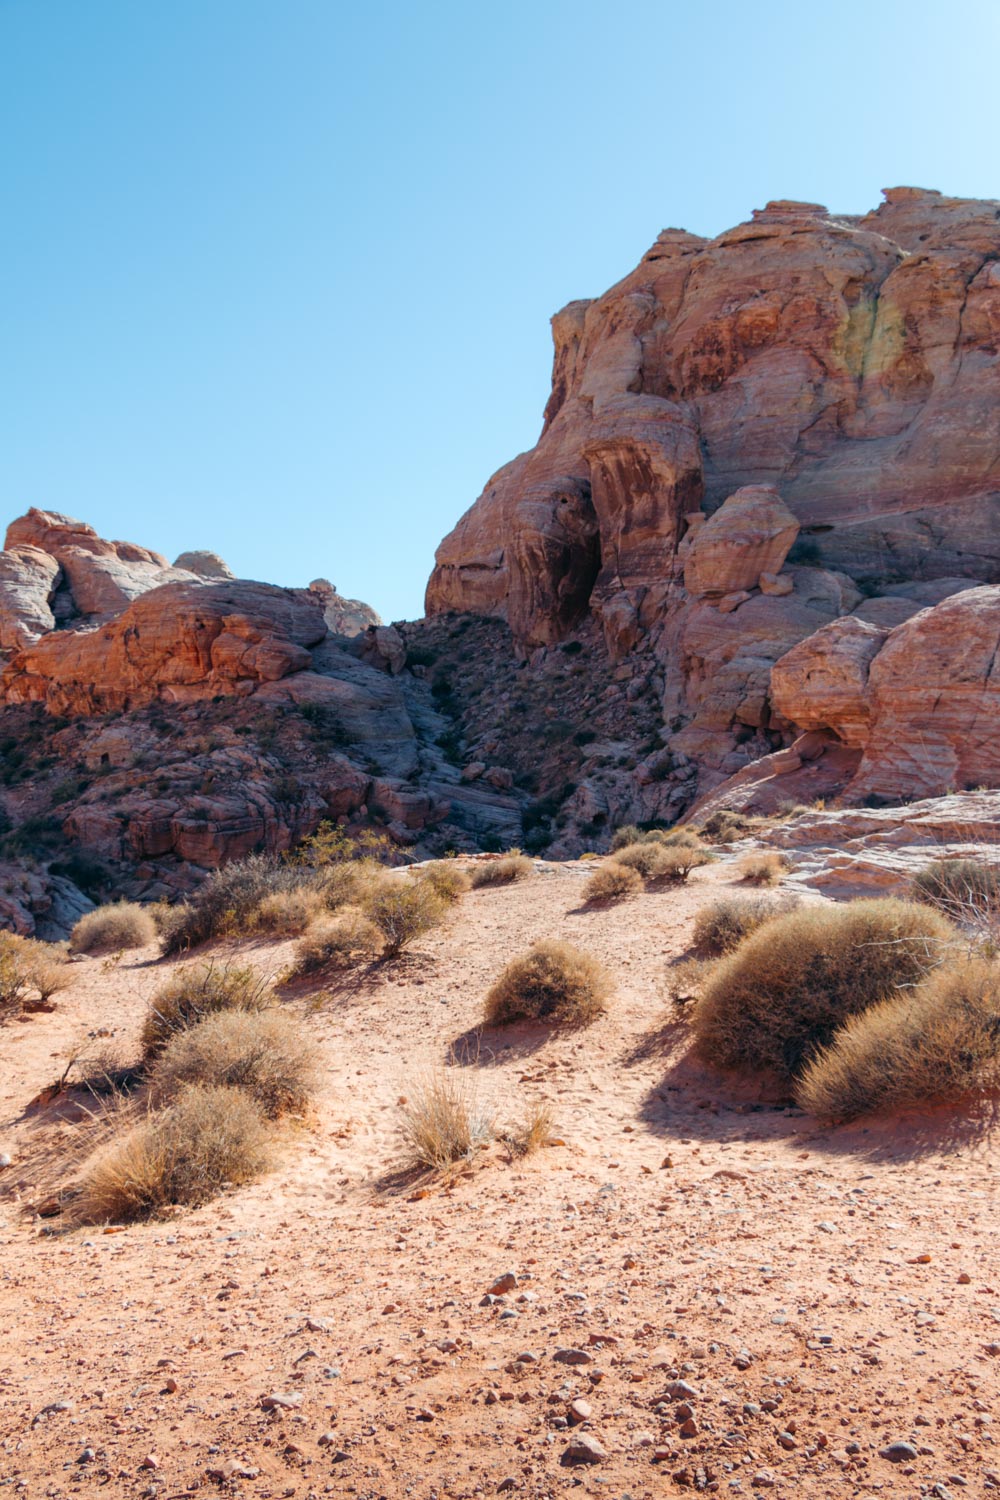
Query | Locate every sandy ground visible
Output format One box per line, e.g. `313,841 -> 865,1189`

1,860 -> 998,1499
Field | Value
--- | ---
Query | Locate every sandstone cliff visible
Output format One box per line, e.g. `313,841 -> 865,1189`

428,188 -> 1000,809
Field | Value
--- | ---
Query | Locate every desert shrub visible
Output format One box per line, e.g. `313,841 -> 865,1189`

316,858 -> 382,912
470,854 -> 533,888
692,893 -> 800,956
911,859 -> 1000,916
658,827 -> 705,849
141,963 -> 273,1060
584,862 -> 643,903
611,842 -> 674,880
421,861 -> 472,903
797,959 -> 1000,1120
288,908 -> 383,975
248,886 -> 325,937
656,845 -> 713,881
361,876 -> 446,956
161,855 -> 311,955
79,1085 -> 272,1222
70,901 -> 157,955
150,1010 -> 316,1118
738,851 -> 788,886
0,933 -> 73,1017
610,823 -> 644,852
699,809 -> 755,844
289,819 -> 396,869
484,940 -> 611,1028
399,1070 -> 495,1173
692,898 -> 955,1082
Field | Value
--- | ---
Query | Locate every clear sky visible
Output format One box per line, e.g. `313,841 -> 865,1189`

2,1 -> 997,623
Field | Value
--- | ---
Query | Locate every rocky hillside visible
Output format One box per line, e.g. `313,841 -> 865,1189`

0,511 -> 520,935
428,187 -> 1000,820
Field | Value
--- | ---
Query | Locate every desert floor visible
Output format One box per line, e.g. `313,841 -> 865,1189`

1,860 -> 998,1499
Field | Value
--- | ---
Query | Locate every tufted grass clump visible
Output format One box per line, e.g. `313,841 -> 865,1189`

150,1010 -> 317,1119
584,862 -> 644,903
160,855 -> 314,955
79,1085 -> 272,1223
484,940 -> 611,1029
692,898 -> 955,1083
141,963 -> 273,1060
796,959 -> 1000,1120
656,844 -> 713,881
249,886 -> 326,937
698,809 -> 756,844
470,854 -> 533,888
692,893 -> 800,957
70,901 -> 158,955
399,1070 -> 495,1173
611,842 -> 674,880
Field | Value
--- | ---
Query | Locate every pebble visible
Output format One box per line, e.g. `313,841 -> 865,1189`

553,1347 -> 593,1365
561,1433 -> 607,1464
261,1391 -> 302,1411
76,1449 -> 95,1465
487,1272 -> 518,1295
568,1398 -> 592,1424
0,1152 -> 11,1169
317,1431 -> 338,1446
751,1470 -> 776,1488
879,1442 -> 919,1462
665,1379 -> 700,1399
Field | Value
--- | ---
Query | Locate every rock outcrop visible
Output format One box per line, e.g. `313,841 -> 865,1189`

0,513 -> 519,930
428,188 -> 1000,812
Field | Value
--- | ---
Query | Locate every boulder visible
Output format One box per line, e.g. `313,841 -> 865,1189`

684,486 -> 799,599
173,549 -> 234,580
849,585 -> 1000,800
771,616 -> 889,747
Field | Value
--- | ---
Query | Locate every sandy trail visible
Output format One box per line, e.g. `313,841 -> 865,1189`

1,861 -> 998,1498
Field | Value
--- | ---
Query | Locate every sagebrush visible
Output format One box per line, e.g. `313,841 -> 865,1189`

797,958 -> 1000,1120
70,902 -> 157,954
141,963 -> 273,1059
79,1085 -> 272,1223
150,1009 -> 317,1118
485,940 -> 611,1028
692,898 -> 955,1082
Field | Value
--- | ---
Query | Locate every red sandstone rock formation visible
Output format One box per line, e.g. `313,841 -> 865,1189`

428,188 -> 1000,805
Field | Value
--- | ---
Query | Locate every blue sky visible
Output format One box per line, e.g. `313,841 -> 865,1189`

2,0 -> 997,622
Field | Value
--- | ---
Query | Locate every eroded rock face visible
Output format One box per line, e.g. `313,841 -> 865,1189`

0,547 -> 61,649
1,580 -> 328,715
429,189 -> 1000,638
0,513 -> 522,921
427,187 -> 1000,810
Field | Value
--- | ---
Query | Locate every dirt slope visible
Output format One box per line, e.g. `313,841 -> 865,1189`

1,861 -> 998,1497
